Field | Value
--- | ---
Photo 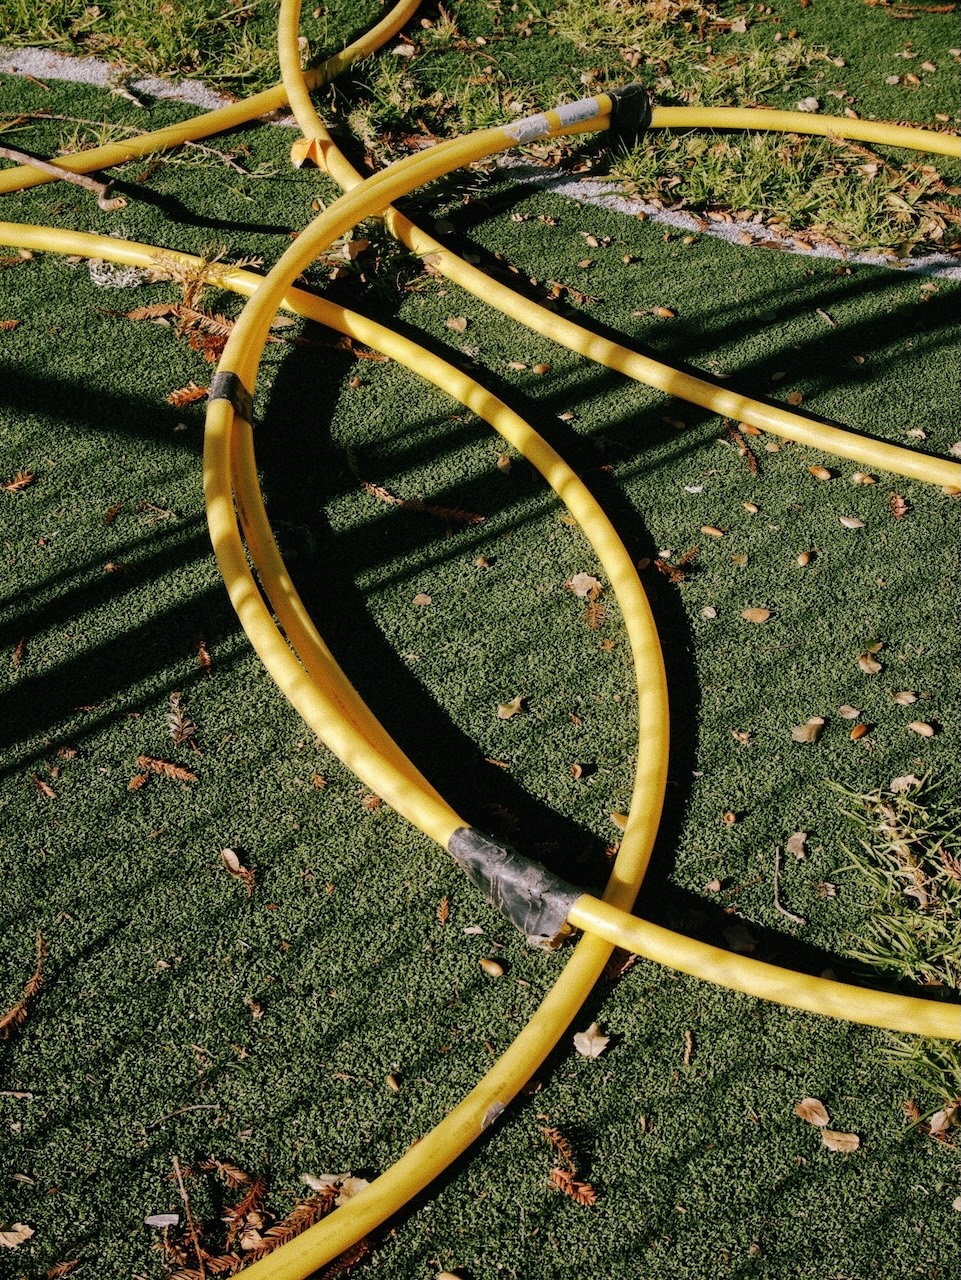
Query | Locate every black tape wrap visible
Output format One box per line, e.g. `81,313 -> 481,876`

448,826 -> 583,947
209,370 -> 255,425
607,82 -> 653,150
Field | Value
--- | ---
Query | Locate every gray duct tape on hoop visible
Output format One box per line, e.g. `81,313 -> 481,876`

209,370 -> 254,425
448,826 -> 583,947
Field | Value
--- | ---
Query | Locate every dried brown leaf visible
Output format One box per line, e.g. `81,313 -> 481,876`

857,654 -> 883,675
2,470 -> 34,493
0,1223 -> 34,1248
445,315 -> 468,332
168,692 -> 197,745
602,947 -> 636,981
221,848 -> 256,898
497,695 -> 526,720
136,754 -> 197,783
573,1021 -> 609,1058
125,302 -> 179,322
31,773 -> 57,799
549,1167 -> 597,1205
565,573 -> 602,599
0,933 -> 45,1043
786,832 -> 808,857
795,1097 -> 830,1126
166,381 -> 208,407
583,599 -> 606,630
839,515 -> 865,529
907,721 -> 935,737
197,636 -> 213,672
821,1129 -> 860,1153
741,607 -> 771,624
44,1262 -> 80,1279
791,717 -> 825,743
889,493 -> 911,520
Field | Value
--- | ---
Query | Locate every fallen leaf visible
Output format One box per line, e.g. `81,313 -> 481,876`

532,362 -> 551,375
565,573 -> 602,599
791,717 -> 825,743
892,691 -> 917,705
445,316 -> 468,332
839,516 -> 865,529
31,774 -> 57,800
786,390 -> 804,406
857,654 -> 883,675
166,381 -> 208,407
136,754 -> 197,783
549,1166 -> 598,1205
701,605 -> 718,619
786,832 -> 808,858
889,493 -> 911,520
700,525 -> 725,538
890,774 -> 922,792
386,1072 -> 401,1092
2,470 -> 34,493
796,97 -> 820,112
0,1223 -> 34,1248
795,1097 -> 830,1126
907,721 -> 935,737
741,608 -> 771,623
144,1212 -> 180,1228
573,1022 -> 610,1058
412,593 -> 432,606
838,705 -> 860,719
929,1103 -> 958,1135
221,847 -> 256,898
497,695 -> 526,720
822,1129 -> 860,1153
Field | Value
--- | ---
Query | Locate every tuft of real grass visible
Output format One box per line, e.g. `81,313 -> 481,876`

834,774 -> 961,1105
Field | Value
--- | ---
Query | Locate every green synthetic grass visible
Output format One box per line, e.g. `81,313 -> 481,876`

1,4 -> 960,1279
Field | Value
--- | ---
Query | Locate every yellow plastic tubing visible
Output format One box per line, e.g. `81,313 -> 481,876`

1,216 -> 671,1280
0,0 -> 422,196
197,97 -> 958,1276
276,0 -> 960,488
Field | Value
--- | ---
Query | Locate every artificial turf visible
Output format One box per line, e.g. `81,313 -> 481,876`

1,5 -> 959,1278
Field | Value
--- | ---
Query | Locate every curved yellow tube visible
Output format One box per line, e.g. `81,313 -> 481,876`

566,896 -> 960,1040
650,105 -> 961,160
198,92 -> 958,1277
2,16 -> 957,1270
0,0 -> 421,196
276,1 -> 959,487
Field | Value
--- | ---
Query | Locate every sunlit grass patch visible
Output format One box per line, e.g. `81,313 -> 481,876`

835,774 -> 961,1106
